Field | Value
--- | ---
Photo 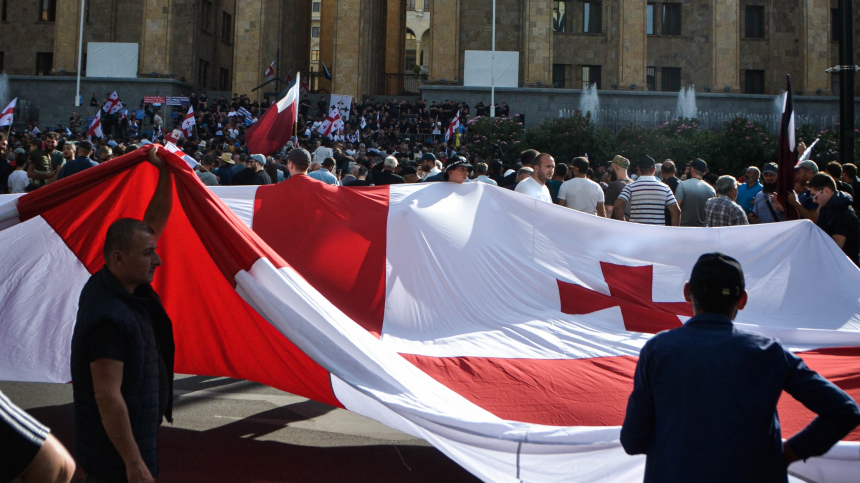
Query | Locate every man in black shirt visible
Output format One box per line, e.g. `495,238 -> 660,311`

500,149 -> 539,188
825,161 -> 854,197
248,154 -> 272,185
809,173 -> 860,266
841,163 -> 860,213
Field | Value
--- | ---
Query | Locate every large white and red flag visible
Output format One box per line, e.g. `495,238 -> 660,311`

317,107 -> 340,138
245,73 -> 300,156
0,148 -> 858,482
445,110 -> 460,143
102,91 -> 122,115
0,98 -> 16,126
86,110 -> 103,139
180,106 -> 196,138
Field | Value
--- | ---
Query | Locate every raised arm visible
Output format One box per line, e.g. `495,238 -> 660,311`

142,146 -> 173,242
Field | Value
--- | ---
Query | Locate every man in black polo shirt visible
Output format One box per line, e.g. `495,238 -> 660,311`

809,173 -> 860,266
71,146 -> 175,483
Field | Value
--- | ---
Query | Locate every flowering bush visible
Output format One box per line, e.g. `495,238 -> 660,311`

797,124 -> 860,169
709,118 -> 775,175
464,116 -> 525,165
522,112 -> 613,165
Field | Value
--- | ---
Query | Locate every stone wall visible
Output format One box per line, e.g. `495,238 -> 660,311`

421,85 -> 860,129
6,76 -> 197,129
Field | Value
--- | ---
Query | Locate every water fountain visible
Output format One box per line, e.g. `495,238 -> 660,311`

579,83 -> 600,119
675,85 -> 697,119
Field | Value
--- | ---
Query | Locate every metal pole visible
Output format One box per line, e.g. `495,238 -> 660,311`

839,0 -> 855,166
490,0 -> 496,118
75,0 -> 86,106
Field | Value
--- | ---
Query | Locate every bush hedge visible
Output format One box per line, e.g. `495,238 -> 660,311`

464,111 -> 855,175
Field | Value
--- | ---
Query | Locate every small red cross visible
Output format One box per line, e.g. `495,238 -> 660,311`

558,262 -> 693,334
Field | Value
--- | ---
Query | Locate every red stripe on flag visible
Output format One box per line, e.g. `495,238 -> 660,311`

20,147 -> 342,407
252,176 -> 390,337
402,349 -> 860,441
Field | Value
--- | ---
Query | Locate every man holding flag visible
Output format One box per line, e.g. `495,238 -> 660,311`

245,73 -> 300,155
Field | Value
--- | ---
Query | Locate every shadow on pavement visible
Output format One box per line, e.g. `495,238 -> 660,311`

26,401 -> 480,483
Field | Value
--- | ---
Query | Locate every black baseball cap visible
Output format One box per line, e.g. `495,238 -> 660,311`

286,148 -> 311,165
638,156 -> 656,170
77,140 -> 93,151
421,153 -> 436,163
689,253 -> 745,301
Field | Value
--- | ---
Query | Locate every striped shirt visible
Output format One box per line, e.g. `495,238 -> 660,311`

618,176 -> 678,225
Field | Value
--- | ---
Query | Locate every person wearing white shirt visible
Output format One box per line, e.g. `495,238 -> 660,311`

314,139 -> 334,165
8,155 -> 29,194
557,156 -> 606,216
515,153 -> 554,203
474,162 -> 498,186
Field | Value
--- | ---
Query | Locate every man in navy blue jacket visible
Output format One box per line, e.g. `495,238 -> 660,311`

620,253 -> 860,482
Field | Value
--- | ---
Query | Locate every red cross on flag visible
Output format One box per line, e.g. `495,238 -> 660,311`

180,106 -> 196,138
0,98 -> 16,127
102,91 -> 122,115
0,151 -> 857,482
445,110 -> 460,143
264,61 -> 275,81
86,110 -> 103,140
318,107 -> 340,138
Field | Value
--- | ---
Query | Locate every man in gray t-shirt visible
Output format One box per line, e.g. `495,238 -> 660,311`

604,155 -> 632,220
676,158 -> 716,227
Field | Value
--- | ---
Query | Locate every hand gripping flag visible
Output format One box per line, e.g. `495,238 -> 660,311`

0,98 -> 17,126
181,106 -> 196,138
245,73 -> 300,156
445,111 -> 460,143
86,111 -> 103,140
264,61 -> 276,81
0,150 -> 858,482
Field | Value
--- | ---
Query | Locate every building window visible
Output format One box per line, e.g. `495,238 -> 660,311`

424,0 -> 431,11
745,6 -> 764,39
832,8 -> 841,42
406,0 -> 416,11
36,52 -> 53,75
0,52 -> 4,73
661,67 -> 681,91
582,65 -> 602,89
662,3 -> 681,36
553,1 -> 567,33
311,50 -> 320,61
201,1 -> 213,32
553,64 -> 566,88
312,27 -> 319,38
583,2 -> 602,34
744,70 -> 765,94
199,59 -> 209,87
1,0 -> 7,22
647,66 -> 656,91
39,0 -> 57,21
219,68 -> 230,91
221,12 -> 232,43
313,1 -> 321,12
647,3 -> 655,35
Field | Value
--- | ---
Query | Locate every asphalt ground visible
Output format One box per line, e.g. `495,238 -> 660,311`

1,375 -> 480,483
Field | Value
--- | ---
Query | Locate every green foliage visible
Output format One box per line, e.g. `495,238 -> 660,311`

797,124 -> 860,169
464,116 -> 525,165
522,113 -> 613,165
707,118 -> 775,175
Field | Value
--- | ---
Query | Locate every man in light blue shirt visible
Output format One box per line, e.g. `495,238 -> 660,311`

308,157 -> 339,185
736,166 -> 763,215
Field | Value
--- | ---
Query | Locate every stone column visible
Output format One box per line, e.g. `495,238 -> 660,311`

233,0 -> 264,100
521,0 -> 553,86
617,0 -> 647,90
803,0 -> 831,94
428,0 -> 460,83
331,0 -> 386,97
384,0 -> 407,95
711,0 -> 740,92
140,0 -> 173,75
319,0 -> 336,93
52,0 -> 83,75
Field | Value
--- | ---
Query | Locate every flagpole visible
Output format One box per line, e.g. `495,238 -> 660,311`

490,0 -> 496,118
75,0 -> 85,106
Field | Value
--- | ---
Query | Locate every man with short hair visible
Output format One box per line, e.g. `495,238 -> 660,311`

614,156 -> 680,225
474,162 -> 498,185
661,160 -> 680,192
705,175 -> 749,227
231,155 -> 256,186
736,166 -> 762,215
373,156 -> 405,185
515,153 -> 554,203
809,173 -> 860,266
501,149 -> 539,188
515,167 -> 534,184
604,155 -> 633,220
841,163 -> 860,212
786,159 -> 820,222
826,161 -> 854,197
400,166 -> 419,183
71,146 -> 175,483
621,253 -> 860,481
557,157 -> 605,216
308,157 -> 339,185
196,155 -> 219,186
419,153 -> 440,181
57,141 -> 98,180
444,157 -> 472,184
27,138 -> 54,188
749,163 -> 785,224
547,163 -> 567,203
675,158 -> 715,227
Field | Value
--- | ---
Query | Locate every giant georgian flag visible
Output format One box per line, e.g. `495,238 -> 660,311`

0,147 -> 858,482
